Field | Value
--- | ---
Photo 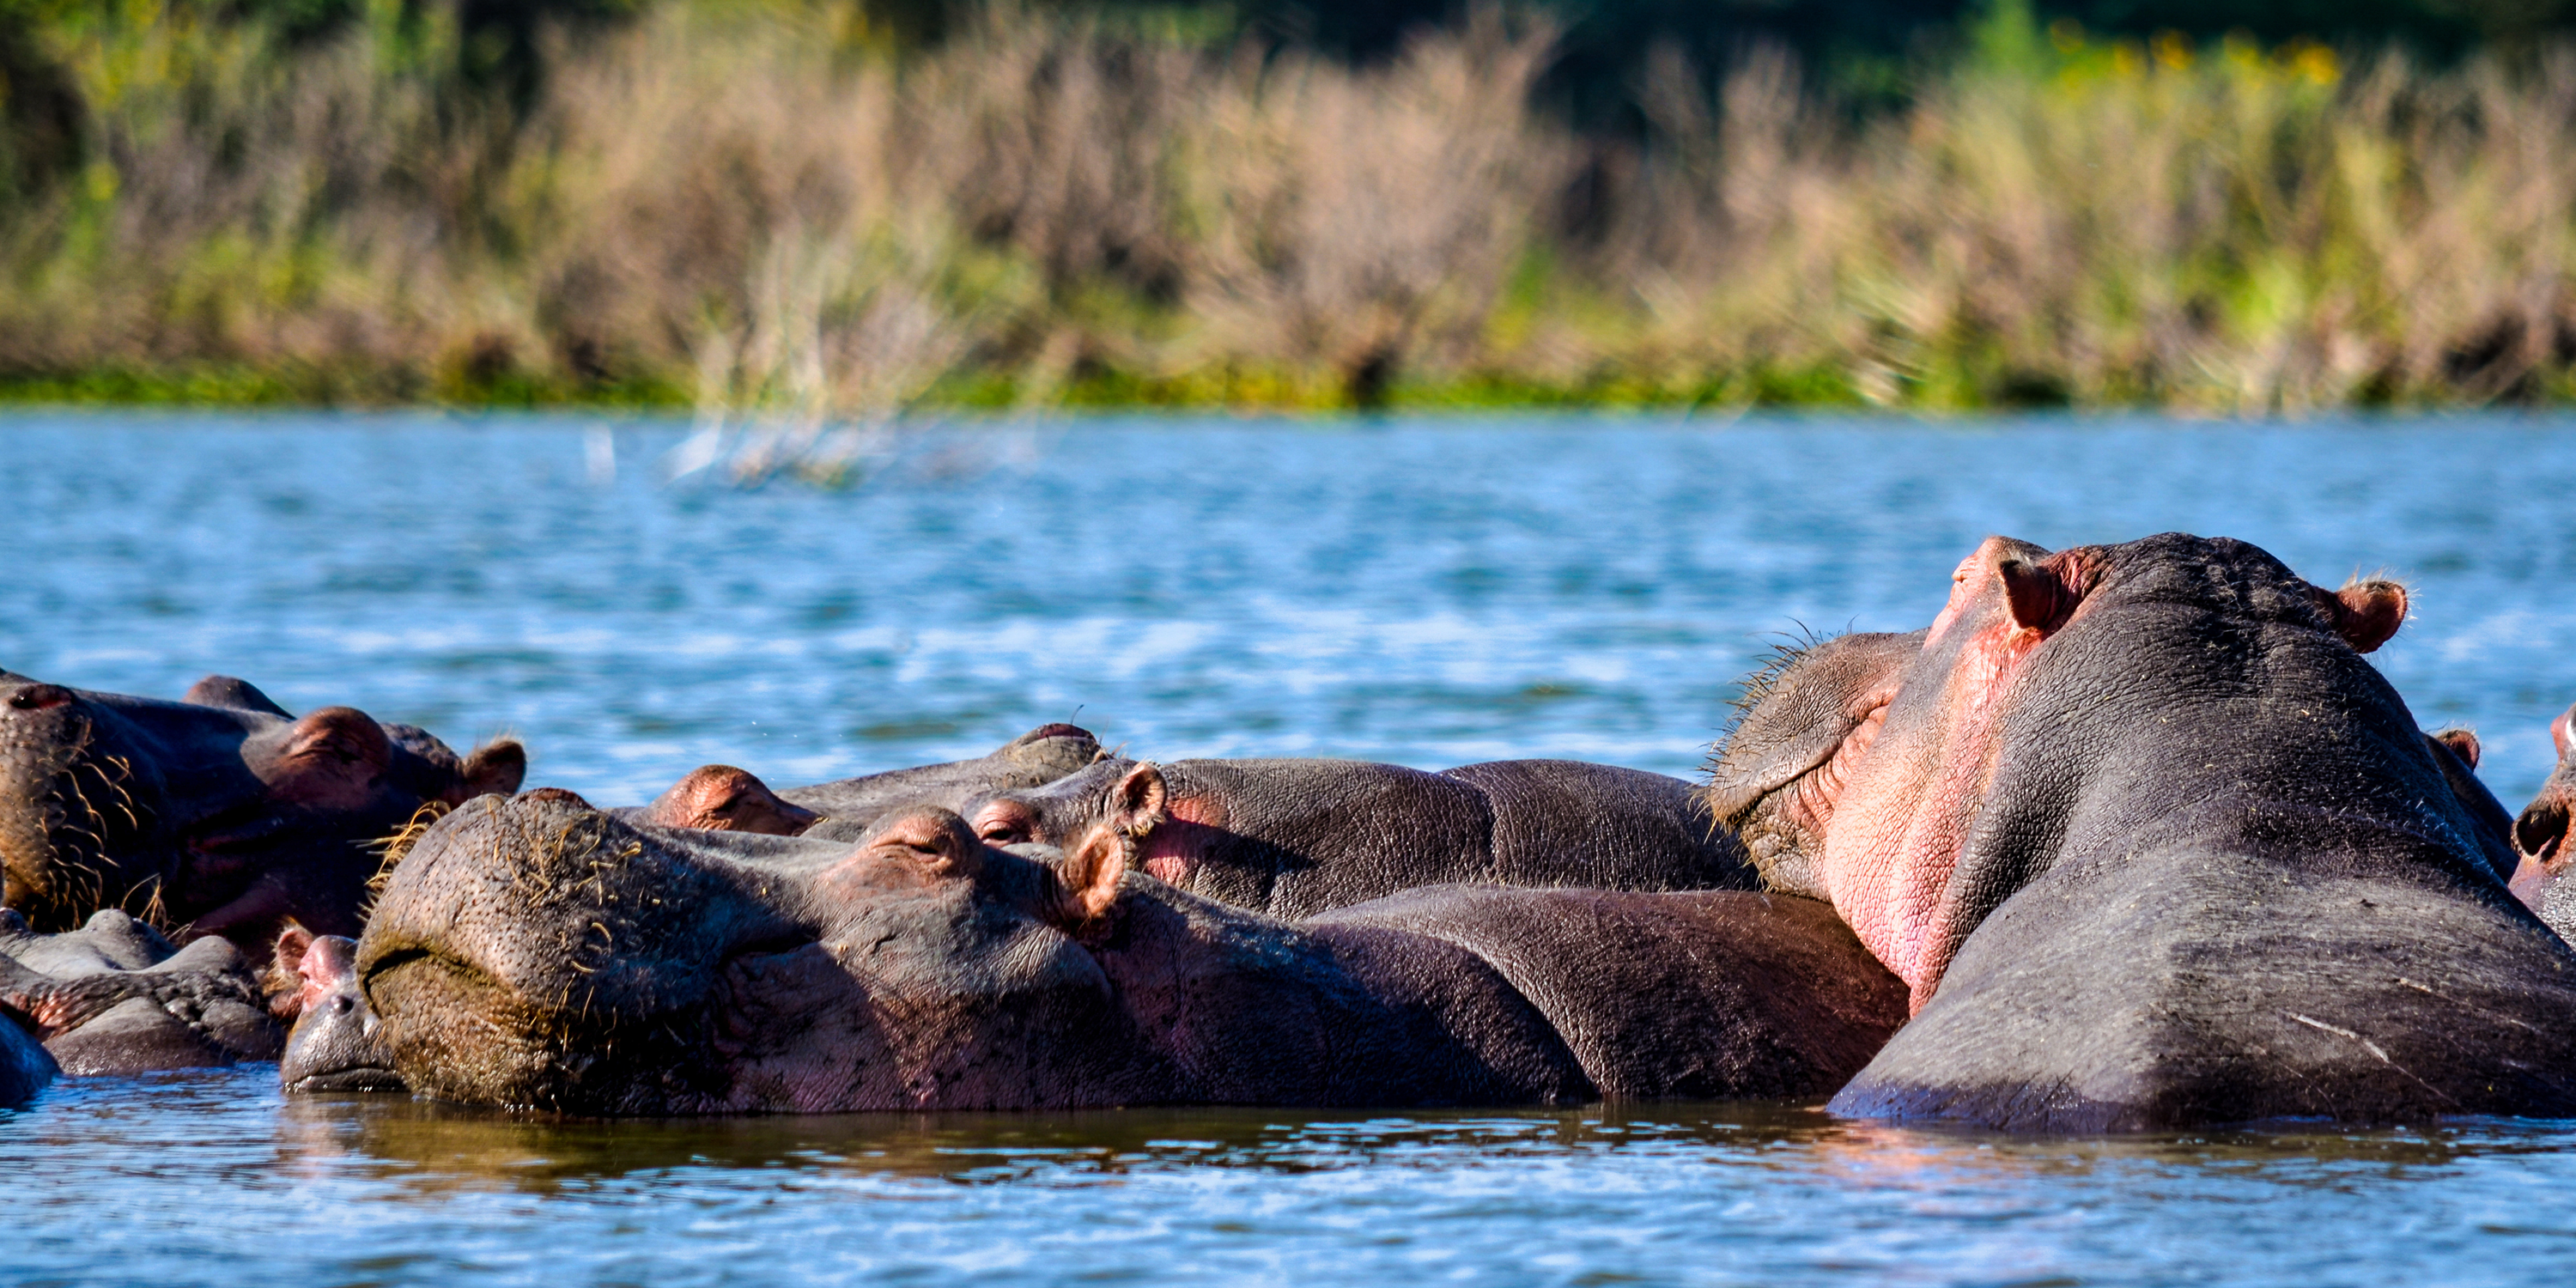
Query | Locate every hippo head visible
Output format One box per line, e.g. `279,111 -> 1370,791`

0,671 -> 525,945
2510,703 -> 2576,941
781,724 -> 1109,837
272,926 -> 404,1092
356,791 -> 1149,1114
637,766 -> 822,835
961,757 -> 1158,850
1704,630 -> 1925,899
1706,533 -> 2416,1008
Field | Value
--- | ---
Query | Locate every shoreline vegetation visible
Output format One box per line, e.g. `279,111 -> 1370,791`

9,1 -> 2576,418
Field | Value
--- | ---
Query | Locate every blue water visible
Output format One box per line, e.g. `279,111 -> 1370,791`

6,410 -> 2576,1285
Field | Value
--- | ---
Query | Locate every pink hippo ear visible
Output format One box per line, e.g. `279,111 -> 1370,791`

2433,728 -> 2482,770
1997,558 -> 2081,635
2554,704 -> 2576,762
457,739 -> 526,800
1054,823 -> 1132,932
253,708 -> 393,811
2307,580 -> 2408,653
1109,763 -> 1170,838
267,920 -> 317,1019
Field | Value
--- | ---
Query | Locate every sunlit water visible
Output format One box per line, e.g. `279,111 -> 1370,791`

7,410 -> 2576,1285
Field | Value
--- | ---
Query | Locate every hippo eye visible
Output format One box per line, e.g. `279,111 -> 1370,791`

977,821 -> 1028,843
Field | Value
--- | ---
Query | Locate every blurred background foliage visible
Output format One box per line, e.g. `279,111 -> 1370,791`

9,0 -> 2576,413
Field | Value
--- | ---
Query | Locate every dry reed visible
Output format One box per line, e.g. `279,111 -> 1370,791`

9,2 -> 2576,416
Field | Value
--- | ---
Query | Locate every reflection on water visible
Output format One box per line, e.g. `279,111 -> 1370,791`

11,411 -> 2576,1284
10,1070 -> 2576,1285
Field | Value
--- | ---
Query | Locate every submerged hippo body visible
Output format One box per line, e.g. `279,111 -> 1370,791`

1707,532 -> 2576,1131
0,997 -> 53,1108
957,756 -> 1759,919
355,793 -> 1906,1115
0,671 -> 525,946
0,908 -> 283,1073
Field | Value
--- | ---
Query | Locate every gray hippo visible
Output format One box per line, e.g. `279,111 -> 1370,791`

0,1002 -> 51,1108
0,671 -> 524,947
933,756 -> 1759,919
2505,702 -> 2576,942
0,907 -> 283,1073
351,791 -> 1906,1115
1705,532 -> 2576,1130
293,738 -> 1754,1096
271,926 -> 400,1092
622,723 -> 1108,836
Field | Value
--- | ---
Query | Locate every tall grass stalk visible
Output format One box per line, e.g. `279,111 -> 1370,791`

9,2 -> 2576,417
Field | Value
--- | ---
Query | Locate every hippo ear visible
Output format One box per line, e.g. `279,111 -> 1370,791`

1054,823 -> 1130,931
257,708 -> 393,808
1997,559 -> 2078,634
2432,728 -> 2482,770
2307,580 -> 2407,653
185,675 -> 292,718
458,740 -> 526,799
1109,763 -> 1169,837
2555,704 -> 2576,762
267,921 -> 314,1019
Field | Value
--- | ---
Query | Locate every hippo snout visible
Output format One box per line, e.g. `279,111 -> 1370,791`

0,683 -> 169,930
357,792 -> 811,1111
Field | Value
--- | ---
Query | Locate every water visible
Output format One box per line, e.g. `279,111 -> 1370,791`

7,410 -> 2576,1285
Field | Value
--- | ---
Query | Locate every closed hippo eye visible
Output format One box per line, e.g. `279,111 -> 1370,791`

971,803 -> 1035,844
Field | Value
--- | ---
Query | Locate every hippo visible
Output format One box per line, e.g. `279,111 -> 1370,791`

943,756 -> 1759,919
0,1005 -> 52,1108
271,926 -> 401,1092
633,765 -> 822,835
1704,532 -> 2576,1131
0,907 -> 283,1073
0,671 -> 525,947
767,723 -> 1108,830
2506,702 -> 2576,944
352,791 -> 1908,1115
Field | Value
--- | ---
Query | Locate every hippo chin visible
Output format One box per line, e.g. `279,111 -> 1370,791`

950,756 -> 1758,919
0,671 -> 525,947
0,907 -> 283,1074
1707,532 -> 2576,1131
355,792 -> 1906,1115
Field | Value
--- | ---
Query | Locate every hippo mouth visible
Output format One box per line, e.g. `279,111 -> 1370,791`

2512,797 -> 2571,908
361,938 -> 796,1115
1708,694 -> 1895,891
284,1066 -> 408,1093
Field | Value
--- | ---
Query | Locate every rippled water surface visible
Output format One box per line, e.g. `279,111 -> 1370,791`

9,410 -> 2576,1285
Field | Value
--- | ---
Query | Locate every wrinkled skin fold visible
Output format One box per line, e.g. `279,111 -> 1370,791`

0,671 -> 523,947
1705,532 -> 2576,1130
0,907 -> 283,1074
356,791 -> 1907,1115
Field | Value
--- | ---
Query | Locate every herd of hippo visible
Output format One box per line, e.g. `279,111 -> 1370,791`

12,532 -> 2576,1131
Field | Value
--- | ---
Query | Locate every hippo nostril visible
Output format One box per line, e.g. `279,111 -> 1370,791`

6,684 -> 72,712
2515,801 -> 2569,864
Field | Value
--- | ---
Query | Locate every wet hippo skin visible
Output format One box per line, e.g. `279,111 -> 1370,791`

1706,532 -> 2576,1130
0,908 -> 283,1074
0,671 -> 523,947
353,792 -> 1905,1115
